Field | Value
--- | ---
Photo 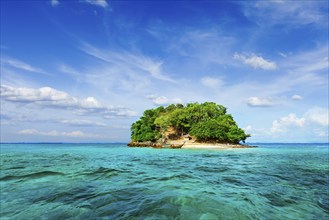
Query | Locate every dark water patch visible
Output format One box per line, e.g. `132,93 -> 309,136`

123,195 -> 180,219
261,192 -> 298,207
200,154 -> 220,158
44,191 -> 76,203
222,176 -> 244,185
313,178 -> 328,185
138,200 -> 180,219
158,173 -> 195,181
0,171 -> 64,181
33,185 -> 98,205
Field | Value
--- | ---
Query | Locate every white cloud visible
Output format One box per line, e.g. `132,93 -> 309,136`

201,76 -> 222,88
1,85 -> 76,104
291,95 -> 303,101
18,129 -> 102,138
233,53 -> 277,70
0,85 -> 137,118
1,57 -> 50,75
305,107 -> 329,126
246,97 -> 275,107
243,125 -> 252,133
271,113 -> 305,133
85,0 -> 108,8
50,0 -> 59,7
147,94 -> 183,106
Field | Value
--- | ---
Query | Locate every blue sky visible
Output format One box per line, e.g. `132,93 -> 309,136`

1,0 -> 328,143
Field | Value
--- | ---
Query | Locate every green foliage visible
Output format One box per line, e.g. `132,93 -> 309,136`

131,102 -> 250,144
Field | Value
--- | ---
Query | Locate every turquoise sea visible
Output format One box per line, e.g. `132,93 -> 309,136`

0,143 -> 328,220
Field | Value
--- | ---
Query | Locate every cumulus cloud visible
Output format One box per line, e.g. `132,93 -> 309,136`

201,76 -> 222,88
18,129 -> 102,138
246,97 -> 275,107
233,53 -> 277,70
305,107 -> 328,126
271,113 -> 305,133
85,0 -> 108,8
291,95 -> 303,101
147,94 -> 183,106
0,85 -> 137,118
269,107 -> 328,135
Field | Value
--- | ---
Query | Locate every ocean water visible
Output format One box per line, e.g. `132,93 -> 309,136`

0,143 -> 328,220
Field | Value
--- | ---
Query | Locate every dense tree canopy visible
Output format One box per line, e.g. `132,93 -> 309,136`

131,102 -> 250,144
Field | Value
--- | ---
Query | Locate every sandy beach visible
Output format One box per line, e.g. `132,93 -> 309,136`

167,140 -> 254,149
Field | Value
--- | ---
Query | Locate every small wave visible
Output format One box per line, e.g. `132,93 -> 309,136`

318,197 -> 329,213
81,167 -> 126,179
195,166 -> 229,173
222,176 -> 243,185
8,166 -> 25,170
200,154 -> 219,158
158,173 -> 194,181
0,171 -> 64,181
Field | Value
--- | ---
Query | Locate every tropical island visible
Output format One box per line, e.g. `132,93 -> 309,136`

128,102 -> 254,149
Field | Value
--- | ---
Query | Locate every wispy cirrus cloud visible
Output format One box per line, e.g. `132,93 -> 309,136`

242,0 -> 328,28
18,129 -> 102,138
60,119 -> 107,127
1,57 -> 50,75
81,44 -> 175,83
0,85 -> 137,118
58,64 -> 81,78
0,111 -> 108,127
233,53 -> 277,70
281,46 -> 328,74
200,76 -> 223,88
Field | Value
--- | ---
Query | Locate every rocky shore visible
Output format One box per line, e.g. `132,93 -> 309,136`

128,140 -> 256,149
127,141 -> 162,148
